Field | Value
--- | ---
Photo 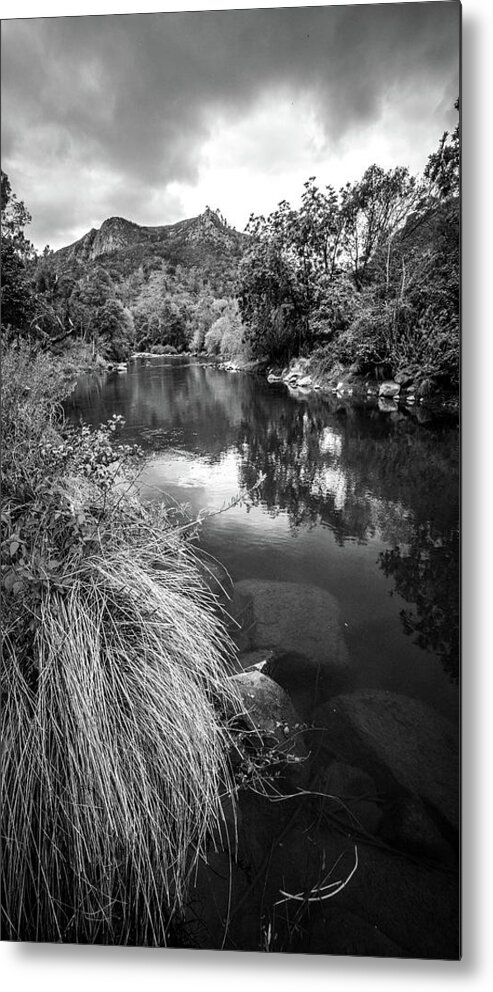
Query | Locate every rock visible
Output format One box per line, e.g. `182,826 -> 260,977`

416,378 -> 434,398
297,375 -> 313,387
379,796 -> 453,861
227,586 -> 255,651
394,371 -> 413,386
378,396 -> 398,413
230,579 -> 350,668
237,648 -> 275,671
230,670 -> 309,786
262,649 -> 349,718
316,760 -> 382,835
312,691 -> 459,830
321,836 -> 459,959
378,380 -> 401,398
299,905 -> 404,957
195,556 -> 232,601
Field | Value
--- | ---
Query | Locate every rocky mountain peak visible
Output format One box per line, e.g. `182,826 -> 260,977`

51,207 -> 245,273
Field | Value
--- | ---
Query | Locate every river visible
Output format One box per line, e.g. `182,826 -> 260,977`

65,355 -> 459,725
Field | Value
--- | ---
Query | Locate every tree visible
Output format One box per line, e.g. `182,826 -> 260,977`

204,300 -> 246,358
1,171 -> 35,332
424,99 -> 459,200
92,299 -> 135,360
238,235 -> 301,361
339,165 -> 423,289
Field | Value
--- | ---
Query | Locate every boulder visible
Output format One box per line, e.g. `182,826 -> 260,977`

379,796 -> 454,862
227,585 -> 255,651
229,579 -> 350,668
394,371 -> 413,386
297,375 -> 313,387
307,836 -> 459,959
416,378 -> 434,398
195,556 -> 232,601
262,649 -> 349,718
237,649 -> 275,671
378,380 -> 401,398
378,396 -> 398,413
230,670 -> 309,786
315,759 -> 382,835
312,691 -> 459,830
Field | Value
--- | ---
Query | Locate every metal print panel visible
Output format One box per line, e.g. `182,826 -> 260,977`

1,1 -> 460,958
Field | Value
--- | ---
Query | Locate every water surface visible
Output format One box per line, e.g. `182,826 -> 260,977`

65,356 -> 459,723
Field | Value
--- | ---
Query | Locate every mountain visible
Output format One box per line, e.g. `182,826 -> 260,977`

35,207 -> 249,359
52,207 -> 246,274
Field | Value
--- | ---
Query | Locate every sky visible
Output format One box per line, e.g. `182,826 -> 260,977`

1,1 -> 460,252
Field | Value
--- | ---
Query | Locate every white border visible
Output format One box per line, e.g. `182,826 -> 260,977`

2,1 -> 492,990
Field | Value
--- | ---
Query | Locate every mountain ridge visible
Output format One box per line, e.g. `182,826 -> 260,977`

52,207 -> 245,268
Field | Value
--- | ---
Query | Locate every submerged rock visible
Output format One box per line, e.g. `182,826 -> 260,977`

301,835 -> 459,959
230,579 -> 350,669
312,690 -> 459,831
316,759 -> 382,835
237,648 -> 275,671
261,649 -> 349,718
379,795 -> 453,862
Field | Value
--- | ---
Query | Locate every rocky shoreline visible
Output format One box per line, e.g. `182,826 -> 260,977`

265,356 -> 459,418
104,350 -> 458,421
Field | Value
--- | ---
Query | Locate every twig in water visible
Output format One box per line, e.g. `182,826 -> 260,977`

274,844 -> 358,906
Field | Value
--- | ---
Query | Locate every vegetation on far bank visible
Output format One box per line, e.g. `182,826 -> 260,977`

2,100 -> 458,394
237,101 -> 459,394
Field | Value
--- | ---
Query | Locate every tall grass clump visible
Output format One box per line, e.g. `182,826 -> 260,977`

1,341 -> 243,944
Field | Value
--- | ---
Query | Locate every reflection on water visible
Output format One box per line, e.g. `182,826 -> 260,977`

65,357 -> 459,715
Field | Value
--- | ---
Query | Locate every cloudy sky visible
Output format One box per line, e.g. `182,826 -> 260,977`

1,1 -> 460,251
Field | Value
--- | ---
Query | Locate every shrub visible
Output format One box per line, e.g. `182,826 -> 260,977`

1,342 -> 243,944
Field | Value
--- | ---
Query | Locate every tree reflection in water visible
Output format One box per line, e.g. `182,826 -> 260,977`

66,362 -> 459,683
235,386 -> 459,681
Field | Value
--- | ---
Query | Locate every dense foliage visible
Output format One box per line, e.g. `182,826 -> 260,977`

237,103 -> 459,391
2,103 -> 459,382
1,171 -> 36,332
1,182 -> 248,361
1,340 -> 244,943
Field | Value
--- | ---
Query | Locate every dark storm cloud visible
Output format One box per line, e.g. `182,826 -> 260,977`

1,3 -> 460,247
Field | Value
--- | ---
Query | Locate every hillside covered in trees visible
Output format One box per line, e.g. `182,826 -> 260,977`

2,101 -> 459,394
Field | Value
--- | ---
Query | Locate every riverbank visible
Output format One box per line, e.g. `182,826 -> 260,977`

262,355 -> 460,419
1,340 -> 245,945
